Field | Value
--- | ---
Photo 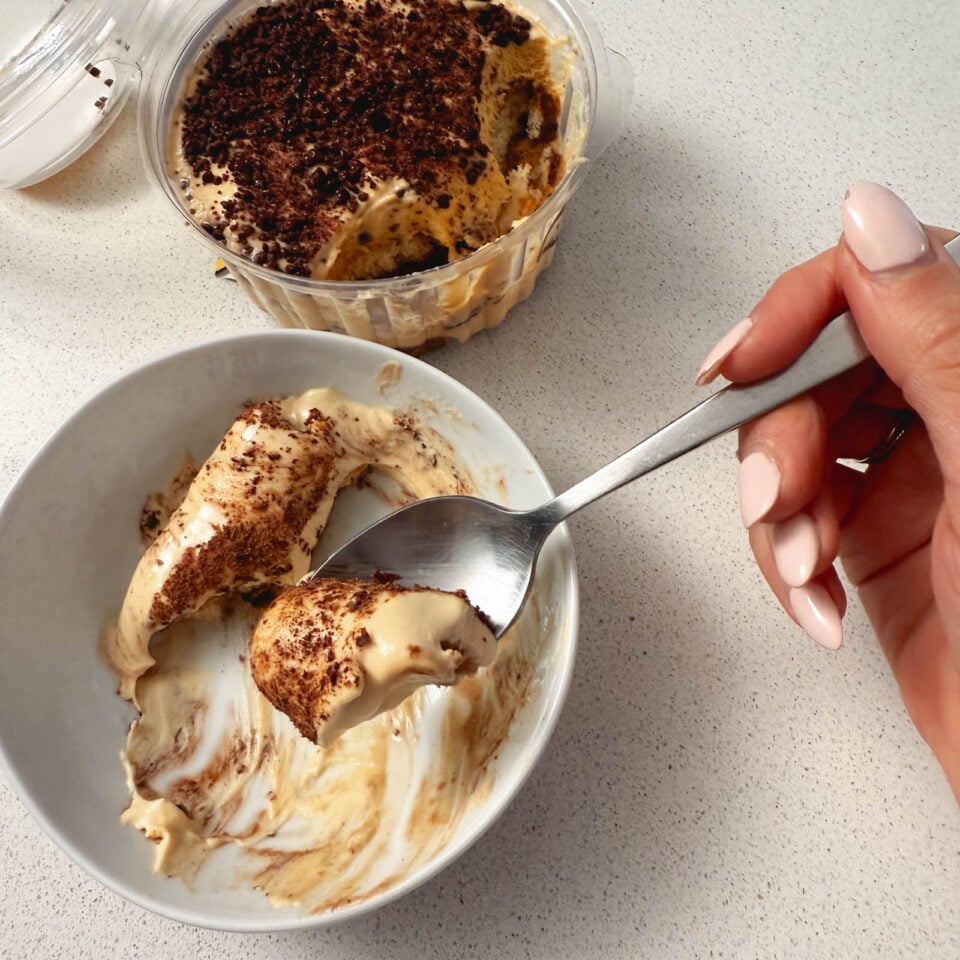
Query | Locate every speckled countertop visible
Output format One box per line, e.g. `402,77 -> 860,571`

2,0 -> 959,956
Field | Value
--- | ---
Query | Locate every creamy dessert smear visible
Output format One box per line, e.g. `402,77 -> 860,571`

104,388 -> 542,913
170,0 -> 566,281
252,577 -> 496,747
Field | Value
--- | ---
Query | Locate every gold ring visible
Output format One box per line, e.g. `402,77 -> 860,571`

855,411 -> 914,465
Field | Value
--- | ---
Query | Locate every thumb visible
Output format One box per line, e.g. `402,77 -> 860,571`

838,181 -> 960,490
838,181 -> 960,670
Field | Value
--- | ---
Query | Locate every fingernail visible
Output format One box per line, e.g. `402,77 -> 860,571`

789,583 -> 843,651
841,181 -> 930,273
738,451 -> 781,527
771,513 -> 819,587
695,317 -> 753,385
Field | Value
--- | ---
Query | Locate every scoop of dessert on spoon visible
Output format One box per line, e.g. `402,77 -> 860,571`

306,306 -> 881,638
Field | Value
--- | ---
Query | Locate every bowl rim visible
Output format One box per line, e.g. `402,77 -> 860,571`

0,329 -> 580,931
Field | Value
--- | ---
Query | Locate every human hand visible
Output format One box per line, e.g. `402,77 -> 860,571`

696,182 -> 960,802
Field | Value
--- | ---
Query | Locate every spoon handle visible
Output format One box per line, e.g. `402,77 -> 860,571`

534,234 -> 960,528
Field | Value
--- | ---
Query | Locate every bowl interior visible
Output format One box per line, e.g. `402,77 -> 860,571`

0,330 -> 578,930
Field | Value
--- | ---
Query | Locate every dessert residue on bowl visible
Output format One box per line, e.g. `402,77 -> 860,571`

102,386 -> 545,914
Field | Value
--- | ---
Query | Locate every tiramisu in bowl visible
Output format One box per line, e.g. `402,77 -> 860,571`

138,0 -> 631,349
0,331 -> 578,930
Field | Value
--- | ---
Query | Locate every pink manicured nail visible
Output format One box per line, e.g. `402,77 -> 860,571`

771,513 -> 819,587
789,583 -> 843,651
695,317 -> 752,385
841,181 -> 930,273
738,451 -> 781,527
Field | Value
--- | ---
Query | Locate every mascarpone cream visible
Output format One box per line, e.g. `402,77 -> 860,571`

251,577 -> 496,746
103,387 -> 468,699
106,385 -> 542,913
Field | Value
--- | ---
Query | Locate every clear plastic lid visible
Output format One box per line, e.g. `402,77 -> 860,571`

0,2 -> 65,66
0,0 -> 163,189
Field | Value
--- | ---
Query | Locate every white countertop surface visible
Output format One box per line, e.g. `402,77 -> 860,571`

2,0 -> 959,956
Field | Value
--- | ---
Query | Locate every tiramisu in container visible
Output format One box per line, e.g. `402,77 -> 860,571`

0,0 -> 631,351
140,0 -> 631,349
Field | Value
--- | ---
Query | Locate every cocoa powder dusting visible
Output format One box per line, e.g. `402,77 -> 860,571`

148,401 -> 334,626
178,0 -> 534,274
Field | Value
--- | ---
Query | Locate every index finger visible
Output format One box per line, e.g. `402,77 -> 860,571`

705,226 -> 959,387
718,244 -> 846,384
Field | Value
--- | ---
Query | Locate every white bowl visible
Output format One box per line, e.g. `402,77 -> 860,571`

0,331 -> 578,931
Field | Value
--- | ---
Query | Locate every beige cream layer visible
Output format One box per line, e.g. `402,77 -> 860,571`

251,578 -> 496,747
103,387 -> 468,700
108,386 -> 542,913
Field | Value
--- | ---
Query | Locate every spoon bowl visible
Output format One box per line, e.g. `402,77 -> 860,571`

316,495 -> 555,636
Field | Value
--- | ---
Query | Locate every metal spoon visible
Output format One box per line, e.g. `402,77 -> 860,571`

311,311 -> 877,637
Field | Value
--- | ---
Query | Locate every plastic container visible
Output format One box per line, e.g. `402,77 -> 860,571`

2,0 -> 632,349
0,0 -> 171,188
